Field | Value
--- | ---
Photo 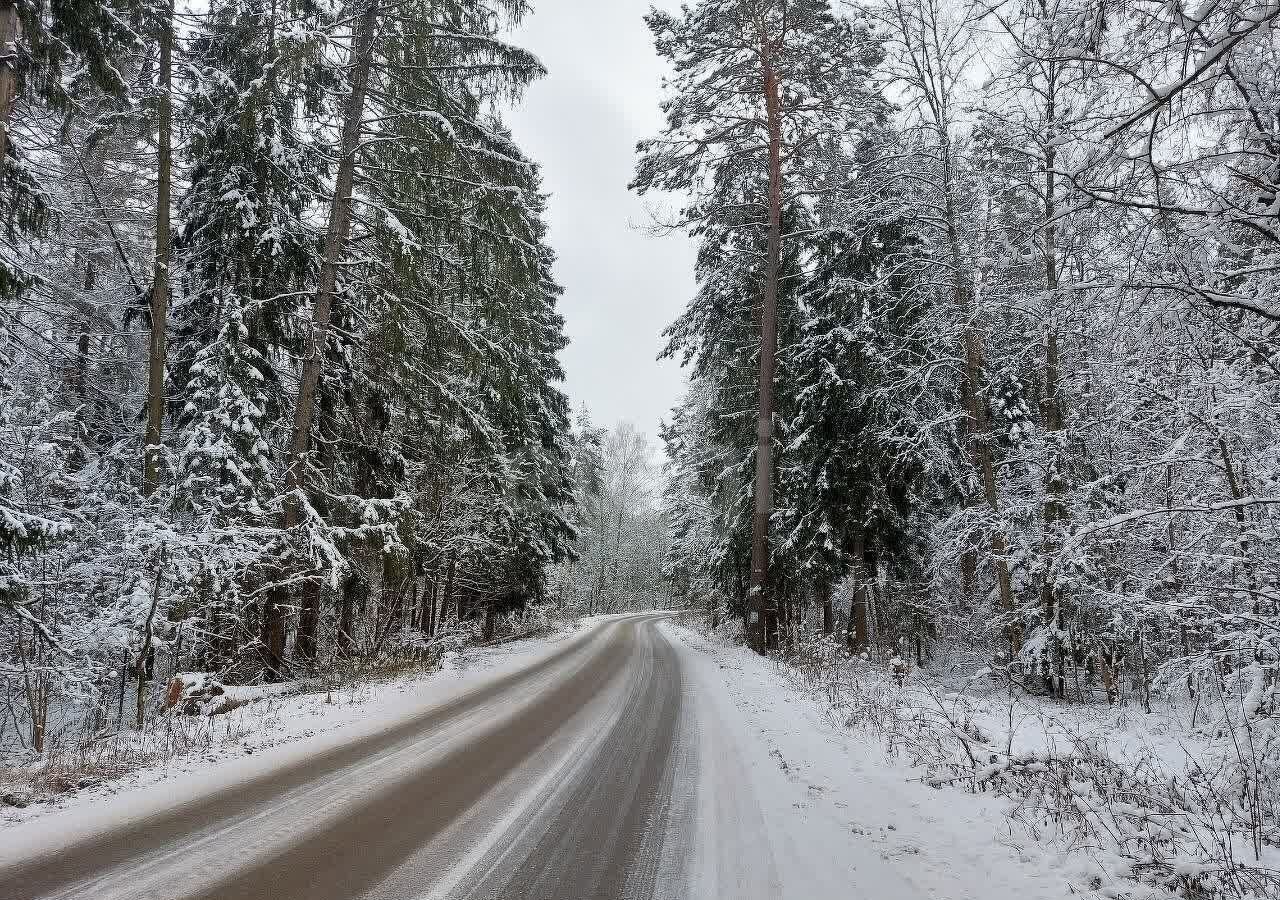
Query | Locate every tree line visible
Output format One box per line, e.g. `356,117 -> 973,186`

0,0 -> 580,747
645,0 -> 1280,710
552,415 -> 667,616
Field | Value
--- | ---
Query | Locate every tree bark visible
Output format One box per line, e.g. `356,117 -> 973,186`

747,43 -> 784,655
424,573 -> 440,637
269,0 -> 378,666
261,583 -> 288,679
1039,73 -> 1068,645
1216,434 -> 1260,599
0,1 -> 18,172
821,579 -> 834,636
847,526 -> 870,652
143,0 -> 173,495
932,91 -> 1018,653
337,572 -> 359,656
441,554 -> 456,629
281,0 -> 379,525
296,577 -> 321,662
961,296 -> 1018,651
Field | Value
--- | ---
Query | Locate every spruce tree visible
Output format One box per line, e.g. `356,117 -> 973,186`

175,0 -> 327,518
169,0 -> 330,669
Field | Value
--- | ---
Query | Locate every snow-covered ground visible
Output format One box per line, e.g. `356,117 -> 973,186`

8,612 -> 1256,900
675,620 -> 1280,900
669,622 -> 1082,900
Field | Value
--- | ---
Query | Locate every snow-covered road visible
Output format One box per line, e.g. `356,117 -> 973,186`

1,614 -> 1072,899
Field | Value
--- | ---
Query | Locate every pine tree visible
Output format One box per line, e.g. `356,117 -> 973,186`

163,0 -> 334,672
635,0 -> 889,650
0,343 -> 72,626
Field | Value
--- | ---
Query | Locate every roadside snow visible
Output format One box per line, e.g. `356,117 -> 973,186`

0,619 -> 602,833
665,622 -> 1088,900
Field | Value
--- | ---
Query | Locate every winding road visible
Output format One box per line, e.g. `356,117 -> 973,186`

2,614 -> 700,900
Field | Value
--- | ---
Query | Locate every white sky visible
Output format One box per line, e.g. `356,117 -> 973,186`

506,1 -> 695,443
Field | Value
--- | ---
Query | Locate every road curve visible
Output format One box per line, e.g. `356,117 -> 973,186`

1,614 -> 690,900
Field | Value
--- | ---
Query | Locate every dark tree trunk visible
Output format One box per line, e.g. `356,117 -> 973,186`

747,44 -> 784,655
847,527 -> 870,652
0,1 -> 18,168
274,2 -> 378,667
425,575 -> 437,638
821,579 -> 834,636
1039,79 -> 1068,650
441,555 -> 456,629
143,0 -> 173,495
261,583 -> 288,680
296,578 -> 321,662
937,110 -> 1017,654
282,0 -> 379,525
338,574 -> 358,656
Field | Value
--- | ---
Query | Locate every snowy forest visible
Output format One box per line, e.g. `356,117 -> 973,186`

644,0 -> 1280,716
0,0 -> 1277,823
637,5 -> 1280,890
2,0 -> 1280,895
0,0 -> 610,746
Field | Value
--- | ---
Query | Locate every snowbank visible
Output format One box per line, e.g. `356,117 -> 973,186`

663,621 -> 1082,900
688,622 -> 1280,900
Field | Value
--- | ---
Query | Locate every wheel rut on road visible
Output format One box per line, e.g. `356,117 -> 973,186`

450,620 -> 685,900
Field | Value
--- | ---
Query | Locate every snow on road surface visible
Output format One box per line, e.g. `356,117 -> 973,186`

1,617 -> 623,832
1,614 -> 1077,899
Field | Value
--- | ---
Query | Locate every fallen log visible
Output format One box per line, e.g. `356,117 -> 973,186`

164,673 -> 304,716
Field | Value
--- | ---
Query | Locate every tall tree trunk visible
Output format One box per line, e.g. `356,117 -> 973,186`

1216,434 -> 1260,600
847,526 -> 870,652
1039,74 -> 1067,650
135,560 -> 162,727
955,245 -> 1017,652
281,0 -> 379,522
424,565 -> 440,637
0,1 -> 18,172
337,572 -> 359,656
960,286 -> 1017,650
821,578 -> 834,636
441,554 -> 456,629
260,583 -> 288,679
296,577 -> 321,662
271,0 -> 379,663
936,112 -> 1018,653
143,0 -> 173,495
747,44 -> 783,655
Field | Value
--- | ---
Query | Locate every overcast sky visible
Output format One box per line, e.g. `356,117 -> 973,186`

506,1 -> 695,444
